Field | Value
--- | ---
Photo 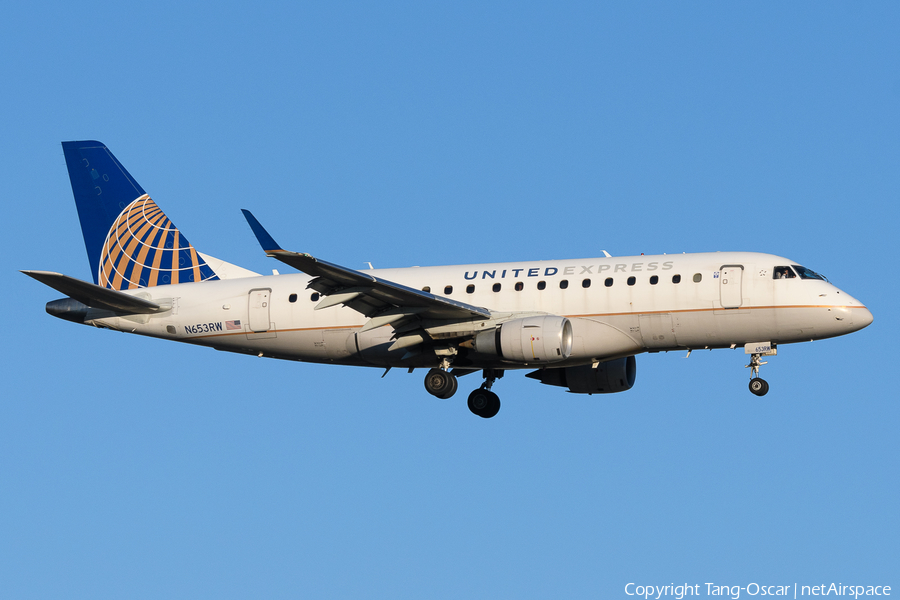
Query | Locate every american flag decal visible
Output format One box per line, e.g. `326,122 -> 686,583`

226,320 -> 242,330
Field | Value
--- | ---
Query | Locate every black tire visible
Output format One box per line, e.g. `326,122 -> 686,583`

468,389 -> 500,418
467,388 -> 489,415
424,368 -> 454,398
481,391 -> 501,418
438,373 -> 458,399
749,378 -> 769,396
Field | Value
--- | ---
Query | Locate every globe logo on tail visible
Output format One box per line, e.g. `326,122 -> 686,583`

98,195 -> 218,290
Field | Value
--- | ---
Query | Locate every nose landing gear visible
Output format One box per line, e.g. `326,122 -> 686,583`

745,352 -> 769,396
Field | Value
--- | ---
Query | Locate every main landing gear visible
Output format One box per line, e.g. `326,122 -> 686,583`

467,370 -> 502,419
746,352 -> 769,397
423,366 -> 503,418
423,367 -> 458,399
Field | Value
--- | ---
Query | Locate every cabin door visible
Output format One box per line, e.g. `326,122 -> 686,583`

719,265 -> 744,308
248,289 -> 272,332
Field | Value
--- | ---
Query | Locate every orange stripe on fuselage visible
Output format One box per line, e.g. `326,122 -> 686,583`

183,304 -> 869,340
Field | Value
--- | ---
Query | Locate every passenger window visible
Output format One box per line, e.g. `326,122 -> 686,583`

773,266 -> 797,279
650,275 -> 658,285
466,284 -> 475,294
289,293 -> 298,303
693,273 -> 702,283
444,285 -> 453,295
515,282 -> 524,291
627,276 -> 636,286
560,280 -> 569,289
537,281 -> 546,290
492,283 -> 501,292
605,278 -> 613,287
672,274 -> 681,284
310,293 -> 320,301
582,279 -> 591,288
422,286 -> 431,293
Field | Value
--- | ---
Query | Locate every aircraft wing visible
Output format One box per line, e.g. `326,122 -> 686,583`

21,270 -> 163,314
242,210 -> 491,326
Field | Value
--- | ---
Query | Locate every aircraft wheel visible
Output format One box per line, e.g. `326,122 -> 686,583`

439,373 -> 458,399
468,389 -> 500,418
749,378 -> 769,396
424,368 -> 457,399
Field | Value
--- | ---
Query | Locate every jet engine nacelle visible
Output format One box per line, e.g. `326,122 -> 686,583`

473,315 -> 574,364
526,356 -> 637,394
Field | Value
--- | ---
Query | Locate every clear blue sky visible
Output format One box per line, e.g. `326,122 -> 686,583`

1,2 -> 897,598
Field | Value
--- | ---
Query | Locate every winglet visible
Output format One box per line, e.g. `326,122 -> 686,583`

241,209 -> 283,253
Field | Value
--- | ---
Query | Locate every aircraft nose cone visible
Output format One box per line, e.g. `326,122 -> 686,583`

856,306 -> 874,330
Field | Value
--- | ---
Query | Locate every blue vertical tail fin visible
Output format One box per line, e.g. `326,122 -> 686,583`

62,141 -> 219,290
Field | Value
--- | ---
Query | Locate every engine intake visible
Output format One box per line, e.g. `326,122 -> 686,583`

526,356 -> 637,394
473,315 -> 573,364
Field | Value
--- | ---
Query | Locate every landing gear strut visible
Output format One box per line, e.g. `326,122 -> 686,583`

467,369 -> 502,418
745,353 -> 769,397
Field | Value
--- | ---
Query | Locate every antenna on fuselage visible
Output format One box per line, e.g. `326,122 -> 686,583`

602,251 -> 611,258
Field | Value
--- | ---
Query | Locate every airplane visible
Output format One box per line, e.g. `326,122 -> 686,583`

23,141 -> 874,418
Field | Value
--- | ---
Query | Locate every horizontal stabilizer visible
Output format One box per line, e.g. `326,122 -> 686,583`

21,270 -> 162,314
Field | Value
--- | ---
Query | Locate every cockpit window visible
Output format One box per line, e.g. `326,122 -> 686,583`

773,266 -> 796,280
792,265 -> 827,281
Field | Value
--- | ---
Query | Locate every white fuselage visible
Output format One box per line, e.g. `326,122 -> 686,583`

86,252 -> 872,370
